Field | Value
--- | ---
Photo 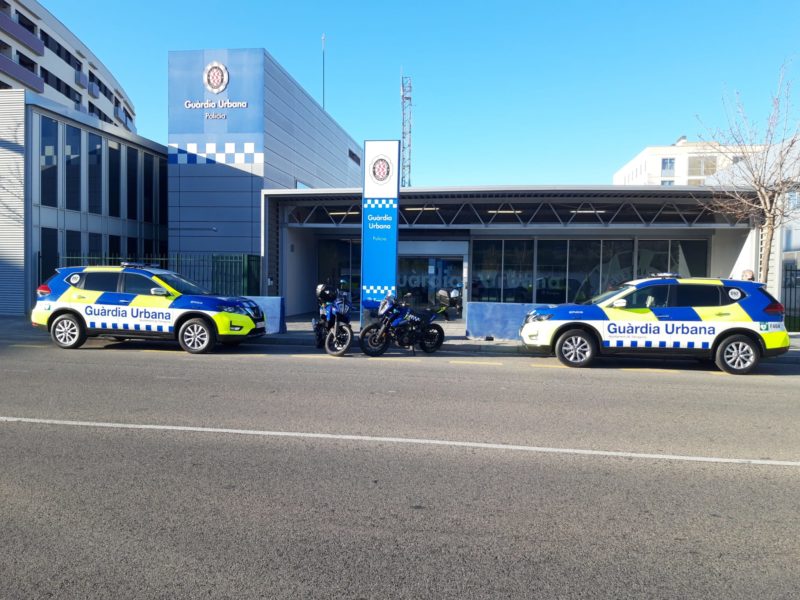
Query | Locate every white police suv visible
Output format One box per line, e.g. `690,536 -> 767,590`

519,275 -> 789,374
32,264 -> 265,353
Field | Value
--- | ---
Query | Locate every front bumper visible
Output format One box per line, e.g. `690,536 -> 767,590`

519,321 -> 557,349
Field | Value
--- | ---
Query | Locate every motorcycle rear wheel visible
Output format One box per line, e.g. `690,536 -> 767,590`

419,323 -> 445,353
359,323 -> 390,357
325,323 -> 353,357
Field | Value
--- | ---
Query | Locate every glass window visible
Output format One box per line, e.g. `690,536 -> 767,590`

158,157 -> 168,225
670,240 -> 707,277
65,230 -> 81,258
661,158 -> 675,175
122,273 -> 157,295
40,227 -> 58,284
471,240 -> 502,302
82,272 -> 119,292
40,116 -> 58,207
88,133 -> 102,214
88,232 -> 102,257
674,285 -> 719,307
108,141 -> 121,217
721,287 -> 744,306
65,125 -> 81,211
126,237 -> 138,259
109,235 -> 121,258
536,240 -> 567,303
398,257 -> 430,307
637,240 -> 670,277
660,180 -> 674,186
688,156 -> 717,177
127,147 -> 138,220
624,284 -> 671,309
503,240 -> 533,303
567,240 -> 601,303
143,153 -> 154,223
600,240 -> 634,291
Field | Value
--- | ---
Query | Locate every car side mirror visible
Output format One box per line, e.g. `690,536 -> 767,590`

151,288 -> 169,296
612,298 -> 627,308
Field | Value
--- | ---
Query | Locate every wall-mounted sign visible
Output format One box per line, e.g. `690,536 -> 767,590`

361,140 -> 400,312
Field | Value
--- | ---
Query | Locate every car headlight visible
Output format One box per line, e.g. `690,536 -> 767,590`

219,305 -> 247,315
525,313 -> 553,324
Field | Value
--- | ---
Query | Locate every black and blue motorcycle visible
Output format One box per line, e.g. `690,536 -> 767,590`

312,282 -> 353,356
359,290 -> 448,357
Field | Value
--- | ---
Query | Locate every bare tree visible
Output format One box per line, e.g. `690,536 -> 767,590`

701,66 -> 800,285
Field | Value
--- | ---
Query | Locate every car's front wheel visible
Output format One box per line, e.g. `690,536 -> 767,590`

555,329 -> 597,368
178,318 -> 215,354
50,313 -> 86,349
715,334 -> 760,374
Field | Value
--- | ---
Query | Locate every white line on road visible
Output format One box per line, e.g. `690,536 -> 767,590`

1,415 -> 799,468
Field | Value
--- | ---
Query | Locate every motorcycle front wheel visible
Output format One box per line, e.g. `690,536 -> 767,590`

325,323 -> 353,357
359,323 -> 390,357
419,323 -> 445,353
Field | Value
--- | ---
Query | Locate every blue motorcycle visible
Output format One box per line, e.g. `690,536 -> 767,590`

312,283 -> 353,356
359,291 -> 447,357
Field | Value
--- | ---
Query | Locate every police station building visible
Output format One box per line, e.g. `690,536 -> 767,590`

0,5 -> 766,329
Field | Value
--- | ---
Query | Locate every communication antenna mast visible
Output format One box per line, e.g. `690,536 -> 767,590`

321,33 -> 326,110
400,75 -> 412,188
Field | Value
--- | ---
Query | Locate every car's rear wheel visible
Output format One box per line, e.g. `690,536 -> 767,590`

50,314 -> 86,349
715,334 -> 760,374
555,329 -> 596,368
178,318 -> 215,354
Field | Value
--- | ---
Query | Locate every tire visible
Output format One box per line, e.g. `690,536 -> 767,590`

359,323 -> 390,357
555,329 -> 597,368
715,334 -> 760,374
419,323 -> 445,353
178,318 -> 215,354
50,313 -> 86,349
325,323 -> 353,357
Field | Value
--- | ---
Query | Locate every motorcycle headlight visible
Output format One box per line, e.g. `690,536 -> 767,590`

219,305 -> 247,315
524,312 -> 553,324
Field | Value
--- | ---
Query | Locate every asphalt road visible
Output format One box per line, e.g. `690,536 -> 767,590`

1,332 -> 799,599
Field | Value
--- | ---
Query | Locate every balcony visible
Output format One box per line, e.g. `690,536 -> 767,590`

0,52 -> 43,92
0,12 -> 44,56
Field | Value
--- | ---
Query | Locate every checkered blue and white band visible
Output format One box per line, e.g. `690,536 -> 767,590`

363,198 -> 398,209
362,285 -> 396,296
168,142 -> 264,165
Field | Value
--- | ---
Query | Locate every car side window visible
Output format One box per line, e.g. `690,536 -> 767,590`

623,285 -> 670,309
720,286 -> 744,305
123,274 -> 158,295
81,272 -> 120,292
674,285 -> 720,307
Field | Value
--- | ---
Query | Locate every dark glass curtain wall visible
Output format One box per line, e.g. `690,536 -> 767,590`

472,239 -> 707,303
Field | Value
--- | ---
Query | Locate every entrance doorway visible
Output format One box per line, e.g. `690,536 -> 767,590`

398,257 -> 463,314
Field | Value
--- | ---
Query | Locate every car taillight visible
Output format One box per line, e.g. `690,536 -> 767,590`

764,301 -> 784,315
36,284 -> 51,298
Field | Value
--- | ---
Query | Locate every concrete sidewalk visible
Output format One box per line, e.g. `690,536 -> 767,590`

3,315 -> 800,364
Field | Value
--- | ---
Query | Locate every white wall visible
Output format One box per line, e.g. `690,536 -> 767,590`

709,229 -> 755,280
282,228 -> 317,316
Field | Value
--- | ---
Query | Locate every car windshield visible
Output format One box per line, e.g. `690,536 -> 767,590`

581,285 -> 632,305
156,273 -> 210,295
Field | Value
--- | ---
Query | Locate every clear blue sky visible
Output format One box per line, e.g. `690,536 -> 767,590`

42,0 -> 800,185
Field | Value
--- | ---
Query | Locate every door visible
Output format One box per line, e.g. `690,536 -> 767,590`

398,256 -> 463,314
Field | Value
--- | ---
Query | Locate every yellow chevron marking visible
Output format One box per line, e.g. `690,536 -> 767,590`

602,307 -> 658,321
83,266 -> 122,272
677,278 -> 722,285
128,294 -> 173,308
693,303 -> 752,322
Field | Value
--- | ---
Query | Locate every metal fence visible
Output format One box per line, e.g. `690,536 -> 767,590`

784,267 -> 799,332
41,254 -> 262,297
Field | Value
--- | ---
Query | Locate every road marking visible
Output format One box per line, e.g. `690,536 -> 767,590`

1,415 -> 798,468
9,344 -> 48,348
449,360 -> 504,366
530,363 -> 567,369
368,357 -> 421,362
290,354 -> 344,359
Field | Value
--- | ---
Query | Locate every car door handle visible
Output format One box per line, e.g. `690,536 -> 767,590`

75,294 -> 86,300
715,312 -> 730,317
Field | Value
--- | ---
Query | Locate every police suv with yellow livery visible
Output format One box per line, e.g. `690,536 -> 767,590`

520,275 -> 789,374
32,264 -> 265,353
